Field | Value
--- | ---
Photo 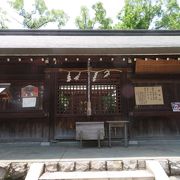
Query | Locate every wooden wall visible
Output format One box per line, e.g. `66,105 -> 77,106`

0,56 -> 180,141
128,73 -> 180,139
0,61 -> 49,141
0,119 -> 49,141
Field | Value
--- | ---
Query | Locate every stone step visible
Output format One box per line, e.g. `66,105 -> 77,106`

39,170 -> 154,180
169,176 -> 180,180
25,163 -> 44,180
146,160 -> 169,180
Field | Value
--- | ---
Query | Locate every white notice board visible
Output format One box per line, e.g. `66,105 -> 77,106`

134,86 -> 164,105
22,97 -> 36,108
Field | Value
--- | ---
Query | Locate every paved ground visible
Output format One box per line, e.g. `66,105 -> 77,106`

0,141 -> 180,162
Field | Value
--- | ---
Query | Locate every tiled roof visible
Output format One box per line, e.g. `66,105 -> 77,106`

0,30 -> 179,55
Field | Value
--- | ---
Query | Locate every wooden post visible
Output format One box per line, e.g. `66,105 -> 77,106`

108,123 -> 111,147
87,58 -> 92,116
45,71 -> 56,141
124,122 -> 128,147
80,131 -> 83,148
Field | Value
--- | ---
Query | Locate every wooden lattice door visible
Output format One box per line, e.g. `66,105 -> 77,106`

54,71 -> 122,139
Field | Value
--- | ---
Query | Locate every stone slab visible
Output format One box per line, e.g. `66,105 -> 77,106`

45,162 -> 58,172
0,168 -> 6,180
170,160 -> 180,176
39,170 -> 154,180
91,161 -> 106,171
146,160 -> 169,180
106,160 -> 123,171
59,161 -> 75,172
159,160 -> 170,175
75,161 -> 90,171
25,163 -> 44,180
123,160 -> 138,170
169,176 -> 180,180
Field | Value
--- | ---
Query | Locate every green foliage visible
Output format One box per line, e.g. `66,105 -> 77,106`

114,0 -> 162,29
9,0 -> 24,11
9,0 -> 68,29
92,2 -> 113,29
59,92 -> 70,113
155,0 -> 180,29
2,0 -> 179,30
0,8 -> 9,29
75,2 -> 113,30
102,94 -> 116,113
75,6 -> 94,29
35,0 -> 46,15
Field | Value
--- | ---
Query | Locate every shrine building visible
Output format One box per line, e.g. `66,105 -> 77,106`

0,30 -> 180,143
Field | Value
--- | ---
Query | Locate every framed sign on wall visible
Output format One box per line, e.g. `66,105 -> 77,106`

134,86 -> 164,105
21,85 -> 38,108
171,102 -> 180,112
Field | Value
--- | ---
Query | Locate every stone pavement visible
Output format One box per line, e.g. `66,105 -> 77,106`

1,142 -> 180,179
0,141 -> 180,161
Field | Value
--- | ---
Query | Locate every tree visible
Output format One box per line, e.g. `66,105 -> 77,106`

0,8 -> 8,29
75,6 -> 94,29
9,0 -> 68,29
75,2 -> 113,30
92,2 -> 113,29
114,0 -> 162,29
155,0 -> 180,30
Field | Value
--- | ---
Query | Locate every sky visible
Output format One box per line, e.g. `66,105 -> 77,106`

46,0 -> 124,29
0,0 -> 124,29
0,0 -> 180,29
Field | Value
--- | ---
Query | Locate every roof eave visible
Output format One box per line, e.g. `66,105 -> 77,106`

0,47 -> 179,56
0,29 -> 180,36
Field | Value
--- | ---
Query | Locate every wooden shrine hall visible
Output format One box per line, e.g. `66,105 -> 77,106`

0,30 -> 180,143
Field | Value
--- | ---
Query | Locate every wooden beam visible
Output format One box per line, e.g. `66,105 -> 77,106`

0,112 -> 48,119
130,111 -> 180,118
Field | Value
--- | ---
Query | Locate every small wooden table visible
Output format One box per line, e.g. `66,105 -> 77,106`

106,121 -> 129,147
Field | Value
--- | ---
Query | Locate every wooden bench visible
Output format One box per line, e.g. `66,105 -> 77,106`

76,122 -> 104,148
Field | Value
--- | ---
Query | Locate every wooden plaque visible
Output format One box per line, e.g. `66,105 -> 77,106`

136,59 -> 180,74
135,86 -> 164,105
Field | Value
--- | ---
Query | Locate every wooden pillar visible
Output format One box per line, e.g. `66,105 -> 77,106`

45,71 -> 56,141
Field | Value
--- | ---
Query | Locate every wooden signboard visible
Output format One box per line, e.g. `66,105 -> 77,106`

21,85 -> 38,97
21,85 -> 38,108
135,86 -> 164,105
136,59 -> 180,74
